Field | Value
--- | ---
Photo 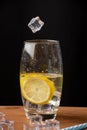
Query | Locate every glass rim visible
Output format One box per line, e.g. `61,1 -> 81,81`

24,39 -> 60,44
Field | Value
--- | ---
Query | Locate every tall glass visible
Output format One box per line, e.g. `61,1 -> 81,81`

20,39 -> 63,120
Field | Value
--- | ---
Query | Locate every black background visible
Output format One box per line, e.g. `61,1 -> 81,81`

0,0 -> 86,106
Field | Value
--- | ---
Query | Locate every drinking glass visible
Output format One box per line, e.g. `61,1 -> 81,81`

20,39 -> 63,120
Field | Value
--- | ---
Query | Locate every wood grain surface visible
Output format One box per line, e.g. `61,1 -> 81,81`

0,106 -> 87,129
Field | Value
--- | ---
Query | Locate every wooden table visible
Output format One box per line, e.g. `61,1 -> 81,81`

0,106 -> 87,129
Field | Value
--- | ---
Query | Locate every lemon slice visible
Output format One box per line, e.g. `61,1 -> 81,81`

20,73 -> 55,105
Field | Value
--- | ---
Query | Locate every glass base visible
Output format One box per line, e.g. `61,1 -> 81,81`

40,114 -> 56,121
25,111 -> 57,121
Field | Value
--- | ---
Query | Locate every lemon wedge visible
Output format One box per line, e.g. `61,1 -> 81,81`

20,73 -> 55,105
